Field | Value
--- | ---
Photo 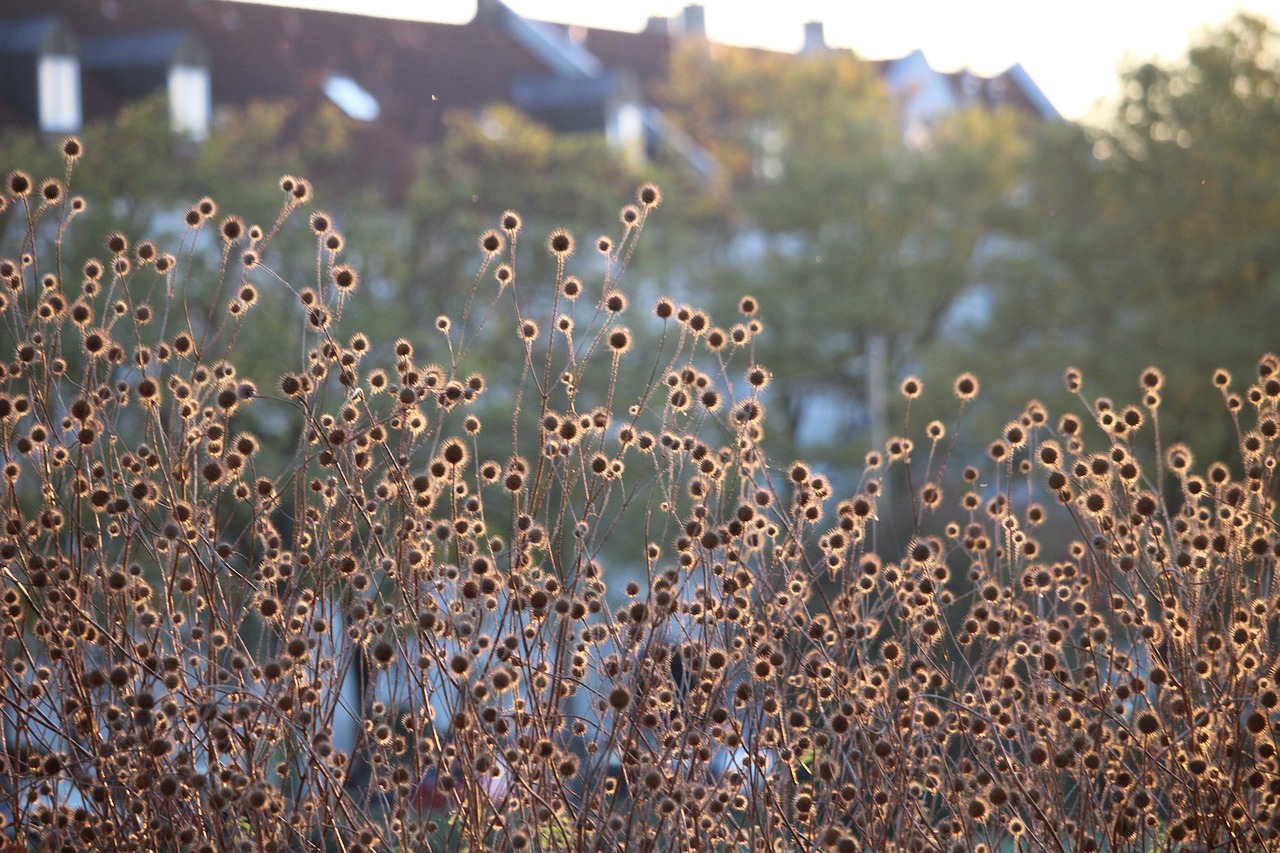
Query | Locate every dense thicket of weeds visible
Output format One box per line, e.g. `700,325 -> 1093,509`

0,141 -> 1277,852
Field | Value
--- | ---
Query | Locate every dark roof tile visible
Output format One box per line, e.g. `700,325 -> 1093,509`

80,29 -> 201,69
0,16 -> 75,56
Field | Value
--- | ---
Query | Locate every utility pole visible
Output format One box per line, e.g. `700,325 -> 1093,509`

867,334 -> 888,455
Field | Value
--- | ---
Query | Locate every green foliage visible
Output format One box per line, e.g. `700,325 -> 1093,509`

657,44 -> 1029,467
977,12 -> 1280,460
409,105 -> 634,244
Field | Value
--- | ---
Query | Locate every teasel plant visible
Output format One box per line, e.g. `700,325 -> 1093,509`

0,138 -> 1276,852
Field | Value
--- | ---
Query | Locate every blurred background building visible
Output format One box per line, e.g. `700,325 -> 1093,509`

0,0 -> 1056,166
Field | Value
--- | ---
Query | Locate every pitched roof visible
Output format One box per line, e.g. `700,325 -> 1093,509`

0,0 -> 555,135
878,49 -> 1059,122
79,29 -> 205,71
477,0 -> 602,79
0,16 -> 76,57
938,63 -> 1059,120
549,23 -> 673,92
0,0 -> 1055,174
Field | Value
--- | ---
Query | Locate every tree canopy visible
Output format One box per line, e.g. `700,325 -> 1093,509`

655,43 -> 1030,468
971,13 -> 1280,458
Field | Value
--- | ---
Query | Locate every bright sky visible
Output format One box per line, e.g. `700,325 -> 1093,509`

244,0 -> 1277,121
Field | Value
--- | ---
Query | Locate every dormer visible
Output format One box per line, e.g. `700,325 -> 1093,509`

0,16 -> 82,134
80,28 -> 211,140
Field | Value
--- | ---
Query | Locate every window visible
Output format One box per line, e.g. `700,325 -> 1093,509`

322,75 -> 379,122
37,54 -> 81,133
607,101 -> 645,168
169,64 -> 210,140
751,121 -> 785,183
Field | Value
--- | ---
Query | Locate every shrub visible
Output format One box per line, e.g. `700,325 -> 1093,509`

0,141 -> 1277,851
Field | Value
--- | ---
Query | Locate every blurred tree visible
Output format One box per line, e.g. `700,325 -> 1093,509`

391,105 -> 688,442
657,44 -> 1031,471
979,12 -> 1280,459
399,104 -> 651,311
0,95 -> 369,250
0,95 -> 381,468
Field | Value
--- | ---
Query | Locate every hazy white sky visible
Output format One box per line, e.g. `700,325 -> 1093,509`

244,1 -> 1276,120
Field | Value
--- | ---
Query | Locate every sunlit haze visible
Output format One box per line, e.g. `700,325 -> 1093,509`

238,0 -> 1275,121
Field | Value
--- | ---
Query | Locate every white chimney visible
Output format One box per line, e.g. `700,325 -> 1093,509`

801,21 -> 826,55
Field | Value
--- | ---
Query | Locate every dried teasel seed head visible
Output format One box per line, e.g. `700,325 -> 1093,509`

637,182 -> 662,208
547,229 -> 574,257
608,328 -> 632,355
6,170 -> 32,198
479,229 -> 504,255
61,136 -> 83,161
309,211 -> 332,234
953,372 -> 979,401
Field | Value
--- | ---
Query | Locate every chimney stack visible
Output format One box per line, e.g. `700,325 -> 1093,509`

801,20 -> 826,55
475,0 -> 502,25
680,5 -> 706,38
644,15 -> 669,35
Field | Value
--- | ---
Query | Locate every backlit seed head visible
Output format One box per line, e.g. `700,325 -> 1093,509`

6,171 -> 32,197
220,217 -> 245,243
747,366 -> 771,389
61,136 -> 83,161
603,291 -> 627,313
331,265 -> 359,292
290,178 -> 312,202
1166,443 -> 1193,473
441,439 -> 468,467
953,372 -> 979,401
39,179 -> 63,204
637,183 -> 662,208
547,229 -> 574,257
608,329 -> 632,354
